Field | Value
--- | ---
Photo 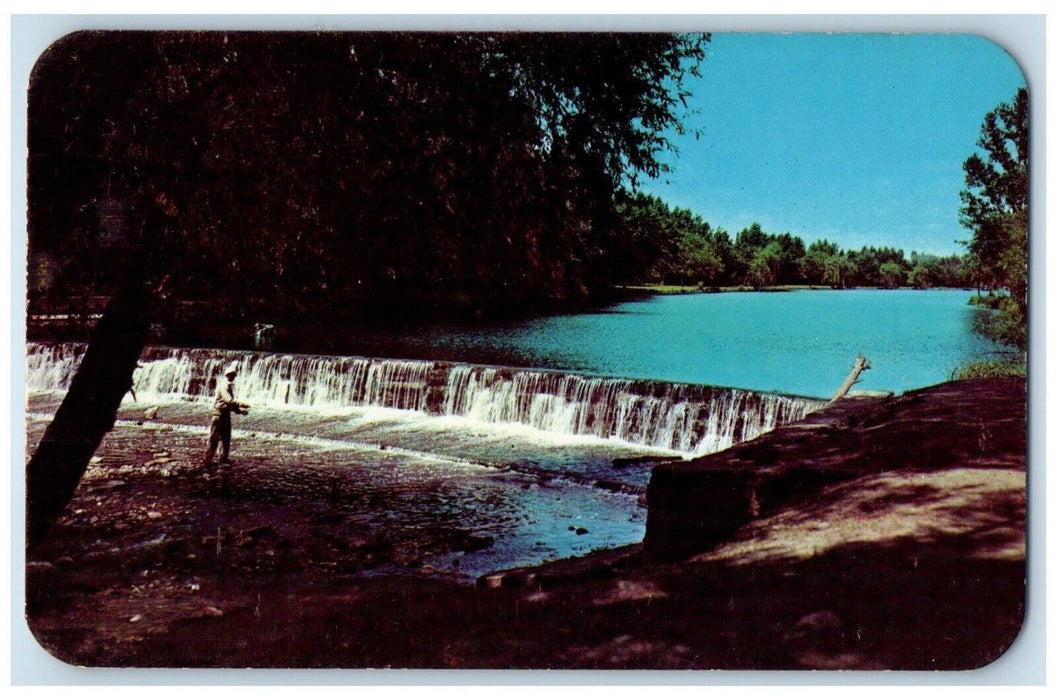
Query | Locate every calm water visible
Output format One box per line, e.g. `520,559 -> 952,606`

273,289 -> 1006,399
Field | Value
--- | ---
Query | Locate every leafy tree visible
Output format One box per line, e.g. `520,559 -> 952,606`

679,230 -> 724,286
611,191 -> 721,285
710,229 -> 736,283
879,261 -> 905,289
798,239 -> 839,285
611,191 -> 738,287
847,246 -> 907,287
771,233 -> 805,284
807,239 -> 840,257
971,209 -> 1027,349
823,253 -> 855,289
907,264 -> 931,289
960,87 -> 1028,350
26,30 -> 709,546
611,191 -> 685,284
906,252 -> 967,289
746,241 -> 782,289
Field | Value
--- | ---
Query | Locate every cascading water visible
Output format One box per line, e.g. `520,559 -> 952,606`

26,342 -> 826,456
25,341 -> 832,577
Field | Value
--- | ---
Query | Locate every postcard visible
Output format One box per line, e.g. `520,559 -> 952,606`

19,20 -> 1032,675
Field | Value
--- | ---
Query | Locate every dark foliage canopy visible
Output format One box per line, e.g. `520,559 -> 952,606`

28,30 -> 708,322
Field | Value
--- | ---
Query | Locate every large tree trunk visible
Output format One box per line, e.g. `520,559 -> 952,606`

26,271 -> 155,549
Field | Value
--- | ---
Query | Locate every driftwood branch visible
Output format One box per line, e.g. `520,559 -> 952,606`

831,354 -> 871,403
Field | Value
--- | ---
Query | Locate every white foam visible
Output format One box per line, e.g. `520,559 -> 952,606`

26,342 -> 826,455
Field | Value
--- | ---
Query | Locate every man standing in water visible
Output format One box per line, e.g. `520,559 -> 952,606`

203,361 -> 250,467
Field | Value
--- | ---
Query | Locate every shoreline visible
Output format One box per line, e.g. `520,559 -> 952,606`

27,284 -> 987,335
23,377 -> 1026,670
617,283 -> 981,295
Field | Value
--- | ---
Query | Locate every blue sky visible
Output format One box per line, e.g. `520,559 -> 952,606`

639,33 -> 1027,256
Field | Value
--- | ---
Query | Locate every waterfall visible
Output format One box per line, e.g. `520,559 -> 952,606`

26,342 -> 826,455
25,342 -> 85,393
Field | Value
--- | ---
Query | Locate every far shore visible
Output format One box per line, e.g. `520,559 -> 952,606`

617,283 -> 980,295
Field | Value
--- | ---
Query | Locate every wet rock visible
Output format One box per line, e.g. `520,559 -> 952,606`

26,561 -> 57,576
144,407 -> 160,420
795,610 -> 841,631
612,456 -> 673,468
340,534 -> 369,550
244,525 -> 276,539
478,572 -> 531,589
457,533 -> 494,554
784,609 -> 847,664
228,526 -> 274,548
594,479 -> 628,493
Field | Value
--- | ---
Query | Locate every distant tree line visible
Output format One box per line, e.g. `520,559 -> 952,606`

611,191 -> 973,290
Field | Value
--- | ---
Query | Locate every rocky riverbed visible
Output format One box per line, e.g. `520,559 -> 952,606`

23,378 -> 1026,670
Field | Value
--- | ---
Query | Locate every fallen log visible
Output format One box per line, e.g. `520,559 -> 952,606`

831,354 -> 870,402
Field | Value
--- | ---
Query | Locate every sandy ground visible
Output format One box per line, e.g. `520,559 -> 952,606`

23,381 -> 1026,670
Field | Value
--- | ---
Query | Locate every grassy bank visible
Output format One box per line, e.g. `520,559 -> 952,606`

950,359 -> 1027,381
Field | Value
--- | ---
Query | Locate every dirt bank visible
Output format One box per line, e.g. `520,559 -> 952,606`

24,378 -> 1026,670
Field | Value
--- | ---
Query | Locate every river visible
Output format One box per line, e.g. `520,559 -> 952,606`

242,288 -> 1006,398
25,288 -> 1003,578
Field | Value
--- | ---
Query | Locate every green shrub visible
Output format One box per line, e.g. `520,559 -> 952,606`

950,359 -> 1027,381
971,295 -> 1027,350
968,293 -> 1006,310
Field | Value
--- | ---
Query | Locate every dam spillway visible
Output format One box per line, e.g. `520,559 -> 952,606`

26,342 -> 825,457
26,340 -> 831,576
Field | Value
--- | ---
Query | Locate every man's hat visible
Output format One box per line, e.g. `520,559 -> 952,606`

224,361 -> 240,377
